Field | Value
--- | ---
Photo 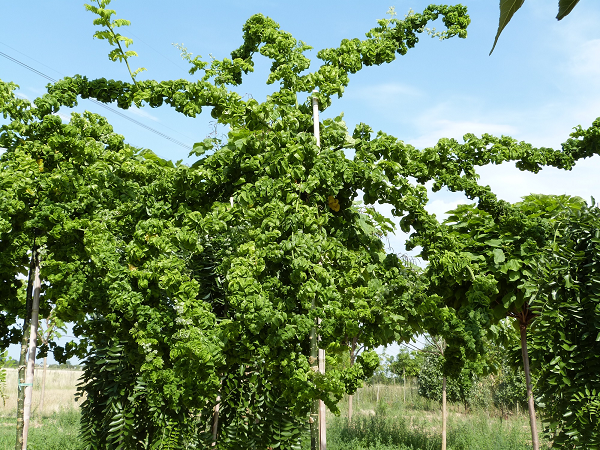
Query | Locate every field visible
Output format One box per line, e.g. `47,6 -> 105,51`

0,368 -> 81,450
0,372 -> 547,449
326,383 -> 547,450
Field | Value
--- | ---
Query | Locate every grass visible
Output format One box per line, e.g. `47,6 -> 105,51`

0,409 -> 81,450
0,373 -> 548,449
2,368 -> 82,417
1,368 -> 83,450
323,383 -> 549,450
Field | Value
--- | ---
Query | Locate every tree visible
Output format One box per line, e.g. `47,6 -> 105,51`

426,200 -> 547,449
390,346 -> 423,404
2,2 -> 473,448
390,347 -> 423,380
525,196 -> 600,448
4,0 -> 600,447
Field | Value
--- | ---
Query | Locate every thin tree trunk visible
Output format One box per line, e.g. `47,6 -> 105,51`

403,369 -> 406,404
15,325 -> 30,450
348,338 -> 357,423
442,375 -> 447,450
23,252 -> 41,449
15,247 -> 35,450
520,322 -> 539,450
211,395 -> 220,446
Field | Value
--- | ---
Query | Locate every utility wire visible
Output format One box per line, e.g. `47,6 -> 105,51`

0,49 -> 193,151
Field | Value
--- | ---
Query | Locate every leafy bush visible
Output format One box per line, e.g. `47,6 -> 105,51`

492,364 -> 527,414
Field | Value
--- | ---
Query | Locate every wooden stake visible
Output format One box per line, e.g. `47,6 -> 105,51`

312,91 -> 326,450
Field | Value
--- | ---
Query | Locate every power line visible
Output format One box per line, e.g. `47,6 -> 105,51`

0,49 -> 193,151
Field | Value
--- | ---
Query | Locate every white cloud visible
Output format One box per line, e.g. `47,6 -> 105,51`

477,158 -> 600,204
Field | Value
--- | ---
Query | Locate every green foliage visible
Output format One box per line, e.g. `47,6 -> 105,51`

1,356 -> 18,368
3,0 -> 600,446
84,0 -> 146,83
417,348 -> 478,407
529,199 -> 600,448
1,4 -> 474,446
492,363 -> 527,413
490,0 -> 582,54
389,348 -> 423,378
78,340 -> 198,449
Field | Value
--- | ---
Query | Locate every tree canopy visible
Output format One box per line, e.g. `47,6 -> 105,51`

2,1 -> 600,448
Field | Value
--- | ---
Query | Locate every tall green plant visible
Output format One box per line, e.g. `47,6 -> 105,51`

526,197 -> 600,448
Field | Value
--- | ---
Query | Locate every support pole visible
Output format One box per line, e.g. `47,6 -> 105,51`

312,91 -> 326,450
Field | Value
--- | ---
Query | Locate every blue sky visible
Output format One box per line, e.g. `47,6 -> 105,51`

2,0 -> 600,361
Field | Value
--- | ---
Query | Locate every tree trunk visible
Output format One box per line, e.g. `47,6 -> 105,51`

23,252 -> 41,449
15,247 -> 35,450
211,395 -> 220,446
348,338 -> 357,423
520,321 -> 539,450
442,375 -> 447,450
15,325 -> 30,450
403,369 -> 406,404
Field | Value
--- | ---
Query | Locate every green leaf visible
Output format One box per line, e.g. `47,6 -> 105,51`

190,138 -> 216,157
490,0 -> 526,55
493,248 -> 506,264
557,0 -> 581,20
485,239 -> 503,247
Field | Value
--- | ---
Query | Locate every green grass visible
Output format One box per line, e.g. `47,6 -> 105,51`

321,383 -> 546,450
326,413 -> 535,450
0,409 -> 82,450
0,383 -> 547,449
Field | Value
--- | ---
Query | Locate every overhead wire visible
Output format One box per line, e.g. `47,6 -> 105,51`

0,48 -> 193,151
